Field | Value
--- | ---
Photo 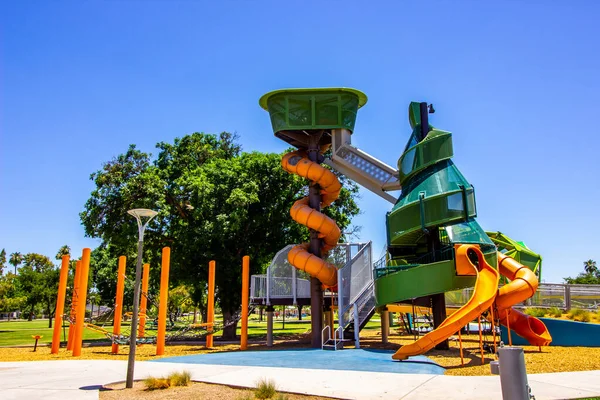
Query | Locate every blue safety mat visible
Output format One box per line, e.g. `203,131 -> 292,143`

153,348 -> 445,375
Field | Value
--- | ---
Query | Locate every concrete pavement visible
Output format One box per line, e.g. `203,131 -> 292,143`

1,360 -> 600,399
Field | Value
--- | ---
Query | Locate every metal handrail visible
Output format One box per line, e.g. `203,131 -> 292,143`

321,326 -> 331,350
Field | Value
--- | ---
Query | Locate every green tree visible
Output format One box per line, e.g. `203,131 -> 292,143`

17,253 -> 60,327
9,252 -> 23,275
583,259 -> 598,275
56,245 -> 71,260
80,132 -> 360,339
564,259 -> 600,284
0,273 -> 26,320
0,249 -> 6,275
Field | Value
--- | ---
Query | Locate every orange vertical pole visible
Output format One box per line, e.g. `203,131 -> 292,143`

240,256 -> 250,350
478,316 -> 484,365
156,247 -> 170,356
458,329 -> 464,366
66,260 -> 81,351
506,310 -> 513,346
138,263 -> 150,339
112,256 -> 126,354
206,260 -> 216,348
51,255 -> 70,354
72,248 -> 91,357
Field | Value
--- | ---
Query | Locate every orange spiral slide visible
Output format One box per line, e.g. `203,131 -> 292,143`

495,252 -> 552,346
282,151 -> 342,288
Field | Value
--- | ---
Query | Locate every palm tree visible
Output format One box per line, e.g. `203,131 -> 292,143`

584,259 -> 598,275
9,252 -> 23,275
55,245 -> 71,261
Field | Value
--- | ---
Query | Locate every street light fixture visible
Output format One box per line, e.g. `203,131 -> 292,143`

125,208 -> 158,389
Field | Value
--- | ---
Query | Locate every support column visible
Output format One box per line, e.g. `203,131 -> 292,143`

112,256 -> 127,354
206,260 -> 216,348
324,305 -> 333,338
66,260 -> 81,351
72,248 -> 91,357
308,134 -> 324,348
138,263 -> 150,339
431,293 -> 449,350
156,248 -> 170,355
381,308 -> 389,344
51,255 -> 70,354
266,305 -> 274,347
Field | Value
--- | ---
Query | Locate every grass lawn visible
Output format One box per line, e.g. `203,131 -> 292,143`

0,314 -> 382,346
0,320 -> 132,346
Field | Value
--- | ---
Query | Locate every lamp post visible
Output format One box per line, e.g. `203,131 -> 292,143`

125,208 -> 158,389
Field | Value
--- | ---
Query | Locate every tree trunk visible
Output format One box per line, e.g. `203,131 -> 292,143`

222,309 -> 238,340
297,305 -> 302,320
193,307 -> 198,324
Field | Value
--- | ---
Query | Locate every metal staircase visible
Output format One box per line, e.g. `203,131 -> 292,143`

330,241 -> 377,349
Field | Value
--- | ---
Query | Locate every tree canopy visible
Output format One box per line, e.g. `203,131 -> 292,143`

564,259 -> 600,284
80,132 -> 360,338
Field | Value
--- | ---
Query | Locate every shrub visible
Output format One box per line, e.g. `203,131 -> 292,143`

274,394 -> 290,400
168,370 -> 191,387
548,307 -> 563,318
567,308 -> 591,322
144,377 -> 170,390
255,378 -> 277,399
524,308 -> 546,318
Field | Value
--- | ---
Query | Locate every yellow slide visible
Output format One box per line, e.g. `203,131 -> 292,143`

282,151 -> 342,288
393,245 -> 499,360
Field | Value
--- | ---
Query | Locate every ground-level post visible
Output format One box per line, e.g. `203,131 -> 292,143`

206,260 -> 216,348
112,256 -> 127,354
381,308 -> 389,344
51,255 -> 70,354
156,247 -> 170,356
266,305 -> 274,347
66,260 -> 82,351
72,248 -> 91,357
138,263 -> 150,338
240,255 -> 250,350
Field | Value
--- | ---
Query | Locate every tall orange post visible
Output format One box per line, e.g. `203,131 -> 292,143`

111,256 -> 127,354
72,248 -> 91,357
206,260 -> 216,348
138,263 -> 150,339
156,247 -> 170,356
66,260 -> 81,351
240,256 -> 250,350
51,255 -> 70,354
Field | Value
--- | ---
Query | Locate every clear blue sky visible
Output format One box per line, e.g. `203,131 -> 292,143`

1,1 -> 598,283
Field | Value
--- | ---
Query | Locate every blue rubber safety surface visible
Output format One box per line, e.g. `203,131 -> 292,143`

153,348 -> 445,375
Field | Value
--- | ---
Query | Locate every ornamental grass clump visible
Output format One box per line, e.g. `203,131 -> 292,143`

255,378 -> 277,399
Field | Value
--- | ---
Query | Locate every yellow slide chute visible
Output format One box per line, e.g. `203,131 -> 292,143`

282,151 -> 341,288
393,245 -> 499,360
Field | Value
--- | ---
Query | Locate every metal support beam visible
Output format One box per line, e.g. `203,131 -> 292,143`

308,134 -> 324,348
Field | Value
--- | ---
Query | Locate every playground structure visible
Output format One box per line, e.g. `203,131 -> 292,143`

259,87 -> 552,360
51,246 -> 252,356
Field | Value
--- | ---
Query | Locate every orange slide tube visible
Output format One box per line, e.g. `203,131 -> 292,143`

282,151 -> 341,287
495,252 -> 552,346
51,255 -> 70,354
156,247 -> 170,356
112,256 -> 127,354
393,245 -> 499,360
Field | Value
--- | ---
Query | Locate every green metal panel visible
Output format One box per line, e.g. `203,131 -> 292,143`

259,88 -> 367,134
374,259 -> 476,306
398,129 -> 453,185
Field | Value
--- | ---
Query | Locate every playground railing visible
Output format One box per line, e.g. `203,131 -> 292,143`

445,283 -> 600,311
